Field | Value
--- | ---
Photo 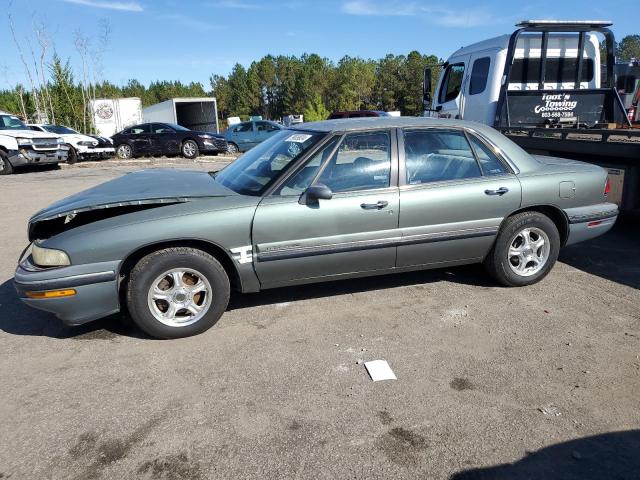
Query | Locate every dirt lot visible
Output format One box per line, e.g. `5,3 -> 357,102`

0,158 -> 638,479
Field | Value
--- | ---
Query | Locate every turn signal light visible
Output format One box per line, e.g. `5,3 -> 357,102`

25,289 -> 77,299
604,178 -> 611,196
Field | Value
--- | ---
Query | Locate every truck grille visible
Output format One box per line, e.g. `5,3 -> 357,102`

32,138 -> 59,150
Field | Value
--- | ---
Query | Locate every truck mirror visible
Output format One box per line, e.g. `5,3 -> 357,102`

423,68 -> 432,95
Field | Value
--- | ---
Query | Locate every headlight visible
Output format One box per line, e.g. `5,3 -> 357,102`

57,137 -> 64,144
198,134 -> 213,139
78,141 -> 97,146
32,244 -> 71,267
16,137 -> 33,146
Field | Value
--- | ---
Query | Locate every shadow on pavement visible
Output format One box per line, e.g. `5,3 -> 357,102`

560,220 -> 640,289
450,430 -> 640,480
0,279 -> 141,340
229,263 -> 493,310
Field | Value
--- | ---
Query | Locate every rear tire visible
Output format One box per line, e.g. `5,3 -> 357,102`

182,140 -> 199,159
126,247 -> 230,339
227,142 -> 239,154
484,211 -> 560,287
0,151 -> 13,175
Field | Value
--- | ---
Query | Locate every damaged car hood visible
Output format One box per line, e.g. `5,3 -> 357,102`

30,169 -> 234,223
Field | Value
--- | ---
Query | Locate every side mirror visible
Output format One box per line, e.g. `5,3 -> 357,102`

423,68 -> 432,93
299,183 -> 332,205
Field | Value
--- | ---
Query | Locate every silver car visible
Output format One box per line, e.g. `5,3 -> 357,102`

15,117 -> 618,339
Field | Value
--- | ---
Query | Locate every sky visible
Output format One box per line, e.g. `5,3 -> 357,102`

1,0 -> 638,89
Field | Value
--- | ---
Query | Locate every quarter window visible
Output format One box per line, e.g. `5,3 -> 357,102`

316,131 -> 391,192
403,129 -> 481,184
469,57 -> 490,95
468,135 -> 508,176
439,64 -> 465,103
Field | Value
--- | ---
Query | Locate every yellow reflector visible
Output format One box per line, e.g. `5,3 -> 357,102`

25,289 -> 77,299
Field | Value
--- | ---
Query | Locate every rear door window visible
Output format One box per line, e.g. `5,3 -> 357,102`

469,57 -> 490,95
403,129 -> 481,184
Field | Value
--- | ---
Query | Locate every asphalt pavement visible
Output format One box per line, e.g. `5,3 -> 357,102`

0,158 -> 638,479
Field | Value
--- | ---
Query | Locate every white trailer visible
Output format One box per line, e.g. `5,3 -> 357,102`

89,97 -> 142,137
142,97 -> 219,133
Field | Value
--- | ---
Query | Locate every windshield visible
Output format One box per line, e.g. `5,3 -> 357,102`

0,114 -> 28,130
43,125 -> 79,135
214,130 -> 325,196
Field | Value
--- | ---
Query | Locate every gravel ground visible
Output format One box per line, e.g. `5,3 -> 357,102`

0,159 -> 638,480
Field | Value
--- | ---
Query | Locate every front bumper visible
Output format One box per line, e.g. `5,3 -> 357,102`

201,138 -> 228,153
8,146 -> 69,167
14,258 -> 121,326
564,202 -> 618,246
76,145 -> 115,159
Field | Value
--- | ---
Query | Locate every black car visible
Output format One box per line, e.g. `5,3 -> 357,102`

111,122 -> 227,159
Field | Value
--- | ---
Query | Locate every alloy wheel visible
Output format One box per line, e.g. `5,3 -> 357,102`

147,268 -> 213,327
117,144 -> 132,159
507,227 -> 550,277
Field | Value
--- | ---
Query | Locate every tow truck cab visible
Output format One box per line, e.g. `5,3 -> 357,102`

425,21 -> 640,212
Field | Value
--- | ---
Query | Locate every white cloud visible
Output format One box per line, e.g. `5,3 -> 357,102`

342,0 -> 418,16
211,0 -> 264,9
434,9 -> 496,27
62,0 -> 143,11
342,0 -> 499,28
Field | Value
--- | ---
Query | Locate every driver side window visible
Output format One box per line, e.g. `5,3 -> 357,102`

317,131 -> 391,192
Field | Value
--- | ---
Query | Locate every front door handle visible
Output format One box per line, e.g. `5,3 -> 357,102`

485,187 -> 509,196
361,200 -> 389,210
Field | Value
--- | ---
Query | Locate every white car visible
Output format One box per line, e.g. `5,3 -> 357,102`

28,124 -> 114,164
0,113 -> 68,175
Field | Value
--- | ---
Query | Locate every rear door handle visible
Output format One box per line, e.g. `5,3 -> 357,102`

484,187 -> 509,196
361,200 -> 389,210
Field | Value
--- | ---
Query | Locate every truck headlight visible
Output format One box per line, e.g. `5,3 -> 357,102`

57,137 -> 64,144
16,137 -> 33,146
32,244 -> 71,267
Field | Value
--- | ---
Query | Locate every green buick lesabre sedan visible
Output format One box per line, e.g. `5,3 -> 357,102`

15,117 -> 618,339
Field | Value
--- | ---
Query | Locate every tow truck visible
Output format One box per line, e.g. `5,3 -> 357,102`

424,21 -> 640,212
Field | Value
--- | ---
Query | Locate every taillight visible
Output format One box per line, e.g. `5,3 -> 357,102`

604,178 -> 611,196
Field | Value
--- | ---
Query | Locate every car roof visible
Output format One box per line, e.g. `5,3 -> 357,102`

293,116 -> 541,173
294,116 -> 488,133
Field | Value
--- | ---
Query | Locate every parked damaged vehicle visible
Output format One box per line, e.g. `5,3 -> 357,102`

0,113 -> 69,175
111,122 -> 227,159
15,117 -> 617,339
28,124 -> 114,163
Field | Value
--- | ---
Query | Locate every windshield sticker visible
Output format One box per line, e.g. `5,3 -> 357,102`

286,134 -> 312,143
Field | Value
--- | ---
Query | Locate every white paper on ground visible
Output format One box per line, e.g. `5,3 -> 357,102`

364,360 -> 397,381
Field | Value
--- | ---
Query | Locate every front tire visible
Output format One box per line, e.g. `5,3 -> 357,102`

67,146 -> 78,164
182,140 -> 199,159
126,247 -> 230,339
116,144 -> 133,159
484,211 -> 560,287
0,150 -> 14,175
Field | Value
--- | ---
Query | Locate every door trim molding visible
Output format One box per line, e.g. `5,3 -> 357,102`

256,226 -> 498,262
